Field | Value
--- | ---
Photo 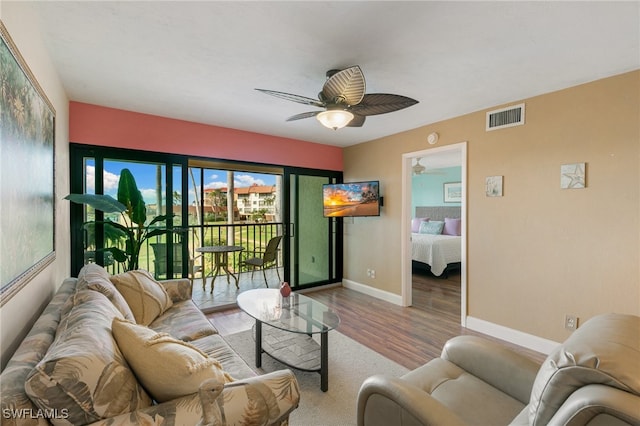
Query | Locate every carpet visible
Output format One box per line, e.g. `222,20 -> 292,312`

223,329 -> 409,426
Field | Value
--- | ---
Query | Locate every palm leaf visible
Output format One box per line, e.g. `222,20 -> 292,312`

145,228 -> 170,240
65,194 -> 125,213
148,214 -> 172,227
118,168 -> 146,225
104,247 -> 128,262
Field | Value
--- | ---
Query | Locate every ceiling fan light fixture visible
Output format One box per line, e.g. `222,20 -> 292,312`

258,65 -> 418,129
413,158 -> 426,175
316,109 -> 354,130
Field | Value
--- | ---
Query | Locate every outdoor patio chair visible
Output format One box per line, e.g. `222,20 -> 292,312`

151,242 -> 203,288
241,235 -> 282,287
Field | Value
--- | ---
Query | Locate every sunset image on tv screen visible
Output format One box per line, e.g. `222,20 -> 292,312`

322,181 -> 379,217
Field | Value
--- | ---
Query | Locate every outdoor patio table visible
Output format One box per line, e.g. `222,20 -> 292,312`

196,245 -> 244,292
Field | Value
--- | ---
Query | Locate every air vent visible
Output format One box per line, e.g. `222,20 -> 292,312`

486,103 -> 525,131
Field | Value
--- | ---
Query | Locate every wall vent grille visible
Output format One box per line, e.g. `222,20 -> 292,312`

486,103 -> 525,131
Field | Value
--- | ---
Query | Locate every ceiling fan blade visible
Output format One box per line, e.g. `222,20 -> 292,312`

351,93 -> 418,116
286,111 -> 320,122
256,89 -> 325,108
321,66 -> 365,106
346,113 -> 366,127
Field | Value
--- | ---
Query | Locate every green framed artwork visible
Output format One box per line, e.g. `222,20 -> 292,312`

0,21 -> 56,306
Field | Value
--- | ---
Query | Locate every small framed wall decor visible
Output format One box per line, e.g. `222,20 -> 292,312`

443,182 -> 462,203
560,163 -> 586,189
485,176 -> 503,197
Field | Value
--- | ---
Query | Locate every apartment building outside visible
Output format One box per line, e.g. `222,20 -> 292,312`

204,184 -> 277,221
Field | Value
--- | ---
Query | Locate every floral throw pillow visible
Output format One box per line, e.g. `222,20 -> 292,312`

112,318 -> 234,402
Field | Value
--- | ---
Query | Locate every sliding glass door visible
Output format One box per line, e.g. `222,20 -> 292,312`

69,145 -> 188,278
70,145 -> 343,292
284,169 -> 342,288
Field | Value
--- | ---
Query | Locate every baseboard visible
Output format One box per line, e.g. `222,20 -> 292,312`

339,281 -> 558,355
310,281 -> 559,355
342,279 -> 403,306
466,316 -> 559,355
296,282 -> 342,294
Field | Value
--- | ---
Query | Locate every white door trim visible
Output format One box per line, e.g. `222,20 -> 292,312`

401,142 -> 467,326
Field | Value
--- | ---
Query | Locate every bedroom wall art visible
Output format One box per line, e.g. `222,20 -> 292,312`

485,175 -> 503,197
0,21 -> 56,306
443,182 -> 462,203
560,162 -> 586,189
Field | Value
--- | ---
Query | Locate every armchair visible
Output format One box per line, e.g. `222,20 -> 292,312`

358,313 -> 640,425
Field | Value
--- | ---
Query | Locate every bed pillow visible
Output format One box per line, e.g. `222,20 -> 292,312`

112,318 -> 234,402
110,269 -> 173,326
411,217 -> 429,233
443,217 -> 462,236
419,220 -> 444,235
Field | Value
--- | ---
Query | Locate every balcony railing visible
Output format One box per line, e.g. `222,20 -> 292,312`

95,222 -> 284,280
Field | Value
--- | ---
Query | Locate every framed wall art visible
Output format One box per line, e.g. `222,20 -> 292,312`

0,21 -> 56,306
486,175 -> 503,197
560,162 -> 586,189
443,182 -> 462,203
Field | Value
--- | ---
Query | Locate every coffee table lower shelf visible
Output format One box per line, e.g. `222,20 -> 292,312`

252,322 -> 329,391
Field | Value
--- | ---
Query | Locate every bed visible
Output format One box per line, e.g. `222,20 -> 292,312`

412,206 -> 462,276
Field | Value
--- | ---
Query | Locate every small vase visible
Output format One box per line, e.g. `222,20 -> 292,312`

280,281 -> 291,297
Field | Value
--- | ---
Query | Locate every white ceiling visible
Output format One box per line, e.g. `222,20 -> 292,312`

412,149 -> 461,171
28,1 -> 639,148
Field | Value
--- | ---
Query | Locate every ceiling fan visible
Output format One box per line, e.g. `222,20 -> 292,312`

413,158 -> 446,176
256,65 -> 419,130
413,157 -> 427,175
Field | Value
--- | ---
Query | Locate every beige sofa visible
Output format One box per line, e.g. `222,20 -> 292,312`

357,313 -> 640,425
1,264 -> 300,425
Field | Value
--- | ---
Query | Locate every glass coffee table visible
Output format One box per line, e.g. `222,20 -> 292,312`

236,288 -> 340,392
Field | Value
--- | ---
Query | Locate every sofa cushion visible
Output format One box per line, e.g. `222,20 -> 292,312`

160,278 -> 193,303
86,370 -> 300,426
529,313 -> 640,426
78,263 -> 135,321
149,299 -> 218,341
24,289 -> 151,426
0,279 -> 77,426
112,318 -> 234,403
190,334 -> 257,380
110,269 -> 173,325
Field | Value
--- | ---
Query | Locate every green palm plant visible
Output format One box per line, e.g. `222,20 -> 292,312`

65,168 -> 172,271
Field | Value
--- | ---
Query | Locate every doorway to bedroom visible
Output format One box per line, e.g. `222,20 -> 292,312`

402,142 -> 467,326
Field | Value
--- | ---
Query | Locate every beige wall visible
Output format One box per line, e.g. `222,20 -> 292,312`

343,71 -> 639,343
0,2 -> 70,369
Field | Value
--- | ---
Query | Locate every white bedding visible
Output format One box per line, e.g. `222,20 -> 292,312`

411,233 -> 461,276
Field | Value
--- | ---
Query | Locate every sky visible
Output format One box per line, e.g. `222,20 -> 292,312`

85,160 -> 277,205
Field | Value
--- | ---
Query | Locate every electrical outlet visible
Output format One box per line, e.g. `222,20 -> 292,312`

564,314 -> 579,330
370,269 -> 375,279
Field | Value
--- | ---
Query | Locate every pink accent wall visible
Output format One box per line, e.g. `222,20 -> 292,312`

69,102 -> 343,171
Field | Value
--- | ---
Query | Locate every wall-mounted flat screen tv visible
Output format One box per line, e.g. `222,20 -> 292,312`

322,181 -> 381,217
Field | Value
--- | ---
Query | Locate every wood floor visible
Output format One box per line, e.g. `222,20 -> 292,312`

206,269 -> 546,371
